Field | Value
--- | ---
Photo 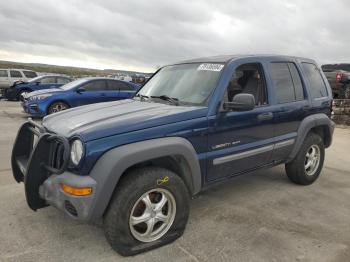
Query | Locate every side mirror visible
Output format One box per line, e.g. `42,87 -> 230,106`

223,93 -> 255,111
76,87 -> 86,93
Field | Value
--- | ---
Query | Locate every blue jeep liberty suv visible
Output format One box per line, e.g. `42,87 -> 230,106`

11,55 -> 334,256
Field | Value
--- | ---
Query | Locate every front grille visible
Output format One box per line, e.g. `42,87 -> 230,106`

51,140 -> 66,170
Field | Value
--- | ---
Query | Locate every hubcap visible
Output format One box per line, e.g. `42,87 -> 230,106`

129,188 -> 176,242
51,103 -> 67,113
304,145 -> 321,176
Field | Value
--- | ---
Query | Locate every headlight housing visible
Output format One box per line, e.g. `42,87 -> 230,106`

31,94 -> 52,100
70,139 -> 84,166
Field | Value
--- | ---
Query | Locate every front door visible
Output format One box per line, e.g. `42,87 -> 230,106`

207,62 -> 275,182
77,79 -> 108,106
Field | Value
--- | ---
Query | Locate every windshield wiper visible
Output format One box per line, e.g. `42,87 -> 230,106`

150,95 -> 179,105
135,94 -> 149,101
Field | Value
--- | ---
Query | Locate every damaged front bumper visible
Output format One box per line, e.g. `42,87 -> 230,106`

11,120 -> 97,220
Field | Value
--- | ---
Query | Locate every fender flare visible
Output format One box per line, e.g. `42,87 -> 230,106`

87,137 -> 202,220
287,113 -> 335,162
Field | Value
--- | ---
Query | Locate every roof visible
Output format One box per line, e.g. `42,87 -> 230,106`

173,54 -> 316,65
0,68 -> 36,71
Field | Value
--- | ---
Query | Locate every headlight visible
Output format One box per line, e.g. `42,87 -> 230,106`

70,139 -> 84,165
32,94 -> 52,100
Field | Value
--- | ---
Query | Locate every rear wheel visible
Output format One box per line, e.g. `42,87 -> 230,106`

285,133 -> 325,185
104,167 -> 190,256
48,101 -> 69,114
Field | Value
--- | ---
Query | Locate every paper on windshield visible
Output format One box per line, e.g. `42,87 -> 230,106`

197,63 -> 224,72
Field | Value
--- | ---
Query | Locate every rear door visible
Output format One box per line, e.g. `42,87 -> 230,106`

117,82 -> 137,99
268,60 -> 309,161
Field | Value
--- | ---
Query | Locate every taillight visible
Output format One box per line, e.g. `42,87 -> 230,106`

336,72 -> 342,82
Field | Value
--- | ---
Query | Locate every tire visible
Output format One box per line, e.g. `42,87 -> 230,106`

285,133 -> 325,185
103,167 -> 190,256
48,101 -> 69,114
344,85 -> 350,99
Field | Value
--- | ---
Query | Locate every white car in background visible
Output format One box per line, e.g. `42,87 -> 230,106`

0,69 -> 38,96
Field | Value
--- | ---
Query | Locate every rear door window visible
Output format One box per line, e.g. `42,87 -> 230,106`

270,63 -> 295,103
10,70 -> 22,78
270,62 -> 305,103
56,77 -> 71,84
40,77 -> 56,84
107,80 -> 133,91
0,70 -> 8,77
288,63 -> 304,100
301,63 -> 328,99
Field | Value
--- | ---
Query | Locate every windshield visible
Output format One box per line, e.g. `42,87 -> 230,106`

137,63 -> 224,106
60,78 -> 88,90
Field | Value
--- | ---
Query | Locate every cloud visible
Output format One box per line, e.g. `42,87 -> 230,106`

0,0 -> 349,71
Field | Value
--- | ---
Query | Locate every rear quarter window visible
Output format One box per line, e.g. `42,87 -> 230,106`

0,70 -> 8,77
23,71 -> 37,78
301,63 -> 328,99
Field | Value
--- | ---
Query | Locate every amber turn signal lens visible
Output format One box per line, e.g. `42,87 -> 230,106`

61,184 -> 92,196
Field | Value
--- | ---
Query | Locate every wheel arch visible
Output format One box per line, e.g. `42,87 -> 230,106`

87,137 -> 202,220
287,113 -> 335,162
46,100 -> 71,114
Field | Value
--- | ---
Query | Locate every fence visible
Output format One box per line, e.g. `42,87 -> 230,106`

332,99 -> 350,126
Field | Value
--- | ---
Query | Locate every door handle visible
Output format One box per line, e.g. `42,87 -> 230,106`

257,112 -> 273,121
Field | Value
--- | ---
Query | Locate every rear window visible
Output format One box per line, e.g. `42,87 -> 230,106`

0,70 -> 7,77
23,71 -> 37,78
302,63 -> 328,99
10,70 -> 22,78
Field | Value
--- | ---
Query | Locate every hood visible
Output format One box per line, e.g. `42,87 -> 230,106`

27,88 -> 63,97
42,99 -> 207,141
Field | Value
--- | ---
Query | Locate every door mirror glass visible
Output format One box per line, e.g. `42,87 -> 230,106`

76,87 -> 86,93
223,93 -> 255,111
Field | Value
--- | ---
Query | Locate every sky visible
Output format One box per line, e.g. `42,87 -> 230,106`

0,0 -> 349,72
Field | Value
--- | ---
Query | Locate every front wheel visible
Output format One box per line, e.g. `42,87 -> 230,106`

48,101 -> 69,114
103,167 -> 190,256
285,133 -> 325,185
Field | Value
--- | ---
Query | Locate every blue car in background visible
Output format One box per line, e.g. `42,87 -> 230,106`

22,77 -> 140,117
4,75 -> 72,101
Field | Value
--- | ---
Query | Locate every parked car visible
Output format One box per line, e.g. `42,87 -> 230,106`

21,77 -> 139,117
4,75 -> 72,101
0,69 -> 37,97
322,67 -> 350,98
12,55 -> 334,256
